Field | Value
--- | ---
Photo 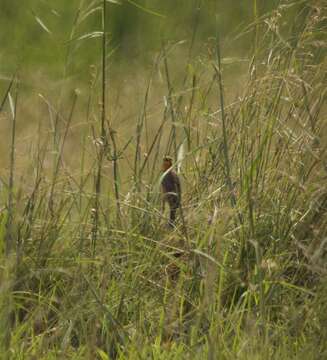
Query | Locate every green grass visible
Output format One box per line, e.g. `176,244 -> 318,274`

0,1 -> 326,359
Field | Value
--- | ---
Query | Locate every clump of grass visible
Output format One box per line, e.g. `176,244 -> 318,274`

0,1 -> 326,359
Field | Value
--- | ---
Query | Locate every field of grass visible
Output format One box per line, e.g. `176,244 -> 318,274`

0,1 -> 326,359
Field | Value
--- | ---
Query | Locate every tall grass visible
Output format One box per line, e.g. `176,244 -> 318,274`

0,1 -> 326,359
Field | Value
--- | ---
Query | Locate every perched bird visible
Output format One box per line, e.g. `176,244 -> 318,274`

161,156 -> 181,227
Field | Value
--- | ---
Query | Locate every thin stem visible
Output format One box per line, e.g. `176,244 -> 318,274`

92,0 -> 108,255
213,38 -> 236,210
6,80 -> 19,256
162,44 -> 178,160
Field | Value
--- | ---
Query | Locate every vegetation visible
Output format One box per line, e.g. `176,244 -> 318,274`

0,0 -> 326,359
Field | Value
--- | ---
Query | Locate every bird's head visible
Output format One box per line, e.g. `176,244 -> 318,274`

162,156 -> 173,171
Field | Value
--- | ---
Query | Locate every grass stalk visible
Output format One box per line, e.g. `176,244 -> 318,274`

5,80 -> 19,256
213,39 -> 239,216
0,79 -> 19,359
162,44 -> 178,160
0,74 -> 15,113
92,0 -> 108,254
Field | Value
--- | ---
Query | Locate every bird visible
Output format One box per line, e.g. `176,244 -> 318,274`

161,156 -> 181,227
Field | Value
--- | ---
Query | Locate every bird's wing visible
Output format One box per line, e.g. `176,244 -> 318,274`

175,173 -> 181,198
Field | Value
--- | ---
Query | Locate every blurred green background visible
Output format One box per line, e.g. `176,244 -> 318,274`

0,0 -> 285,172
0,0 -> 280,81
